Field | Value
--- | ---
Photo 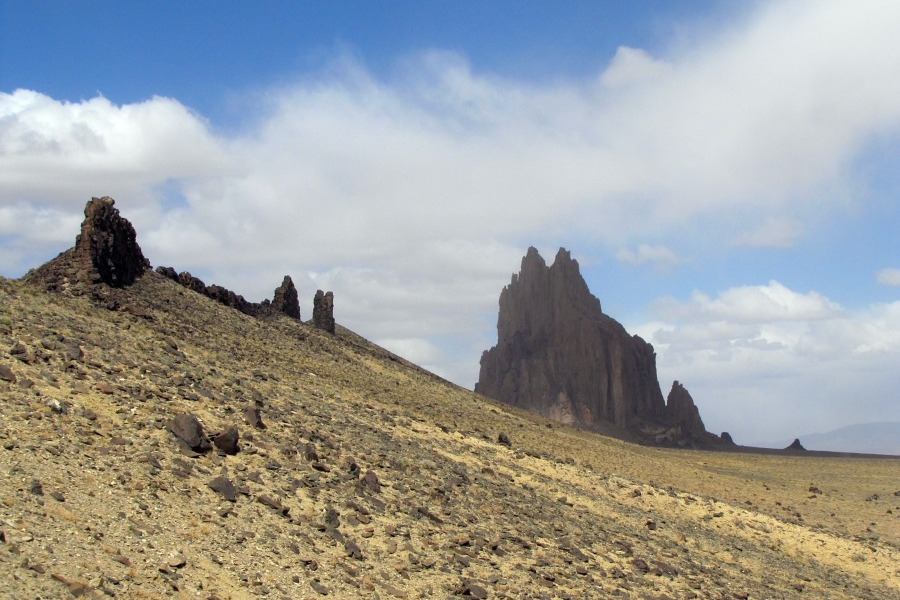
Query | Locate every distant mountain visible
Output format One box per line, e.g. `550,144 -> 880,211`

756,422 -> 900,455
801,422 -> 900,456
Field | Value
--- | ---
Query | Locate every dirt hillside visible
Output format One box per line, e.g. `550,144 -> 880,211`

0,273 -> 897,599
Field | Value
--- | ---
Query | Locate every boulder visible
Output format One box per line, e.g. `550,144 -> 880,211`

168,413 -> 212,453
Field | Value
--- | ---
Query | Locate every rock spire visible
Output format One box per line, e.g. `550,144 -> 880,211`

27,196 -> 150,290
476,247 -> 717,446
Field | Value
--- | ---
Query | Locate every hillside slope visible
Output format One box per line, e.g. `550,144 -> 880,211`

0,273 -> 897,599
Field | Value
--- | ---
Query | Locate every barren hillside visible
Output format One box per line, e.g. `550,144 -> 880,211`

0,273 -> 897,599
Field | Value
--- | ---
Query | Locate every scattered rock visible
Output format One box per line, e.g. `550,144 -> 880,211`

356,470 -> 381,495
497,432 -> 512,447
168,413 -> 212,453
0,364 -> 15,383
243,405 -> 266,429
207,477 -> 237,502
213,426 -> 240,455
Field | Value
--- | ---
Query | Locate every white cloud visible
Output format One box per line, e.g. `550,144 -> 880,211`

615,244 -> 682,269
637,283 -> 900,444
599,46 -> 672,87
734,218 -> 802,247
876,267 -> 900,286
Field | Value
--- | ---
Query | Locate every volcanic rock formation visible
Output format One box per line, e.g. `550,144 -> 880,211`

313,290 -> 336,333
27,197 -> 150,290
156,267 -> 303,321
272,275 -> 301,320
477,247 -> 715,445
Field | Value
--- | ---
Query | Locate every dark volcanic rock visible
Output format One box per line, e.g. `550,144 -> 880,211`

720,431 -> 735,445
665,381 -> 706,439
271,275 -> 301,319
477,247 -> 668,431
477,247 -> 715,446
168,413 -> 212,453
313,290 -> 336,333
0,364 -> 15,383
27,197 -> 150,290
162,266 -> 304,321
207,476 -> 237,502
786,438 -> 807,451
243,406 -> 266,429
213,426 -> 240,455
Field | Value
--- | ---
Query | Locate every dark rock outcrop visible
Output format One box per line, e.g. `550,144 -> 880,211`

156,267 -> 302,321
477,247 -> 716,446
27,197 -> 150,290
665,381 -> 706,438
313,290 -> 336,334
786,438 -> 807,451
272,276 -> 301,320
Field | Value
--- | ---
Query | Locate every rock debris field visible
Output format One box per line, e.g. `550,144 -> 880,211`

0,273 -> 898,599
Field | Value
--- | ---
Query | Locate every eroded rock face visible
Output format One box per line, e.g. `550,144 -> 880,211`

76,197 -> 150,287
476,247 -> 667,432
313,290 -> 336,334
271,276 -> 301,320
665,381 -> 707,439
27,197 -> 150,290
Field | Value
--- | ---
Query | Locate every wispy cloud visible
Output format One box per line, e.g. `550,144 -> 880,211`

615,244 -> 683,270
876,268 -> 900,286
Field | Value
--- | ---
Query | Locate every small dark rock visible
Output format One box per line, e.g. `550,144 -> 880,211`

344,538 -> 363,560
213,426 -> 240,455
310,580 -> 329,595
208,476 -> 237,502
243,405 -> 265,429
0,364 -> 15,383
497,432 -> 512,447
356,470 -> 381,495
29,480 -> 43,496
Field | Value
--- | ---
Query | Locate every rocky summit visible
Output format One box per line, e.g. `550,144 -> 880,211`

1,200 -> 897,599
477,247 -> 722,447
25,196 -> 150,290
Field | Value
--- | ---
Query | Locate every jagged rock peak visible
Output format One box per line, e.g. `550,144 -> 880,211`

665,380 -> 707,438
477,246 -> 665,432
26,196 -> 150,291
786,438 -> 807,451
313,290 -> 336,334
77,197 -> 150,287
272,275 -> 301,320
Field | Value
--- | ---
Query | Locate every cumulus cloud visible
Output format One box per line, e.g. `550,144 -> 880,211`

635,283 -> 900,444
876,268 -> 900,286
2,1 -> 900,434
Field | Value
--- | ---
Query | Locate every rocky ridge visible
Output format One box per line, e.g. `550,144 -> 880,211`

1,199 -> 897,599
477,247 -> 725,447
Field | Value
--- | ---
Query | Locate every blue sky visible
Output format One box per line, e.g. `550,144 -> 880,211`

2,1 -> 899,447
